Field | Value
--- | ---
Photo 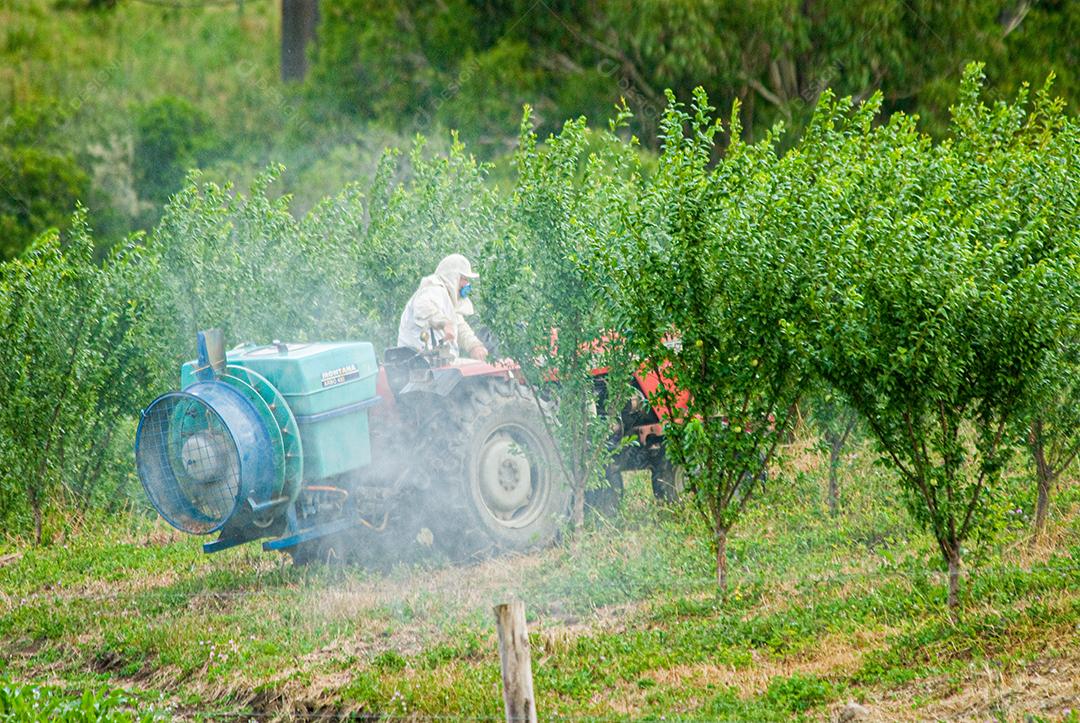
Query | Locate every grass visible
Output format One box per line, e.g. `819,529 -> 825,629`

1,436 -> 1078,720
0,679 -> 167,722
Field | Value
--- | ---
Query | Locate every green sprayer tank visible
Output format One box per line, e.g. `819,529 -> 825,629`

137,332 -> 379,551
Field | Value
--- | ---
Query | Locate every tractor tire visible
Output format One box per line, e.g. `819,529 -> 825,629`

586,463 -> 624,518
287,536 -> 347,566
423,378 -> 572,561
651,446 -> 687,502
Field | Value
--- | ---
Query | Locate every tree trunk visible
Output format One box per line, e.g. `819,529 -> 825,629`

826,418 -> 855,518
715,523 -> 728,595
827,444 -> 840,517
281,0 -> 320,82
946,544 -> 961,611
1031,420 -> 1052,539
30,487 -> 42,545
572,478 -> 585,529
1034,468 -> 1051,539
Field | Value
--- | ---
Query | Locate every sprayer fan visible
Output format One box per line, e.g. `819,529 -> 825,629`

137,394 -> 241,533
137,380 -> 278,535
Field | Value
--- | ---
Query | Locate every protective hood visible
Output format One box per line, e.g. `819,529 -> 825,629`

434,254 -> 478,315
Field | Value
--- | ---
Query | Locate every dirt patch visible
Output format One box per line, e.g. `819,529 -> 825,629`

608,629 -> 888,715
277,550 -> 550,619
853,653 -> 1080,722
137,528 -> 187,548
300,623 -> 435,665
91,650 -> 127,674
535,600 -> 644,656
780,435 -> 825,477
238,672 -> 354,721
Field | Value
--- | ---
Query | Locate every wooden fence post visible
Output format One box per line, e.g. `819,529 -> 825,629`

494,600 -> 537,723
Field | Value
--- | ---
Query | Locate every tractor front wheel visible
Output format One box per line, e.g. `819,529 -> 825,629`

286,536 -> 346,566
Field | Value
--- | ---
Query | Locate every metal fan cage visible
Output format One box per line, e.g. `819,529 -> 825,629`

137,394 -> 242,534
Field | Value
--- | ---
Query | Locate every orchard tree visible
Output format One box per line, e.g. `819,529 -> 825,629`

1026,341 -> 1079,538
482,108 -> 637,528
611,89 -> 818,593
810,66 -> 1080,609
0,210 -> 165,541
1020,88 -> 1080,540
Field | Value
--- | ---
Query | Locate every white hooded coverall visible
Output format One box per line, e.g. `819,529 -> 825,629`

397,255 -> 483,358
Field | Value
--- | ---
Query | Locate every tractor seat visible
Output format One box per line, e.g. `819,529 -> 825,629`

384,346 -> 420,366
383,346 -> 427,395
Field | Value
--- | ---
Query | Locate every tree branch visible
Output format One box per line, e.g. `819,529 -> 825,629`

746,77 -> 787,111
1000,1 -> 1031,38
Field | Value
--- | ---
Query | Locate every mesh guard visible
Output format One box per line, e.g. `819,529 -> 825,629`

136,383 -> 277,535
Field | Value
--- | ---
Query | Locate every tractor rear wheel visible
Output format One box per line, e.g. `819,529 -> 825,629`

424,378 -> 571,561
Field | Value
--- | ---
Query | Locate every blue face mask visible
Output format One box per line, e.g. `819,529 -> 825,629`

459,283 -> 472,299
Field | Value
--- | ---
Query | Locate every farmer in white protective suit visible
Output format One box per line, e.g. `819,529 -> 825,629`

397,254 -> 489,361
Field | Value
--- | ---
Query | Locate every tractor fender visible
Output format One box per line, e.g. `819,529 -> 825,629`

399,360 -> 516,399
400,367 -> 464,398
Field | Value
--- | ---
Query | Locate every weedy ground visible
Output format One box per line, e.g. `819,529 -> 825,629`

1,436 -> 1078,721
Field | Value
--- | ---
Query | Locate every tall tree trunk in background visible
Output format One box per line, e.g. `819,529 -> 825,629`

281,0 -> 320,82
1034,470 -> 1051,538
826,418 -> 855,517
1028,418 -> 1079,541
30,488 -> 42,545
827,454 -> 840,517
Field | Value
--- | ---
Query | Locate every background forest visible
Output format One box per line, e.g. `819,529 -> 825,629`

2,0 -> 1077,257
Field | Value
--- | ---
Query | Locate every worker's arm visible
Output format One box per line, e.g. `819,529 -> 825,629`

456,316 -> 488,360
